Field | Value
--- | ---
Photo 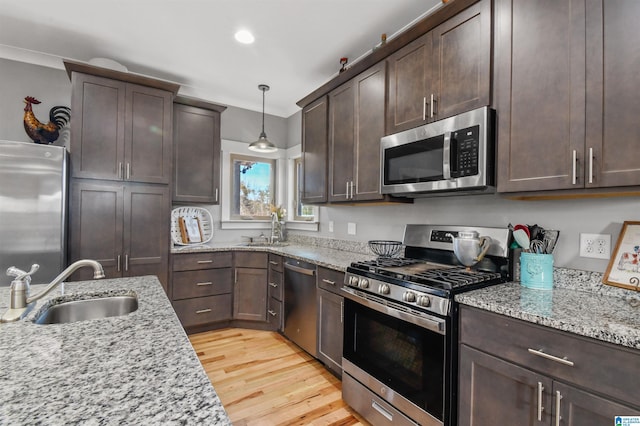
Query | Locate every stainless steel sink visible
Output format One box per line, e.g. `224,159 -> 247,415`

34,294 -> 138,324
239,241 -> 289,247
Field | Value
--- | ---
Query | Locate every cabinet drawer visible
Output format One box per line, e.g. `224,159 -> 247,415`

268,297 -> 282,331
172,268 -> 232,300
317,267 -> 344,295
172,252 -> 232,271
460,306 -> 640,407
268,254 -> 283,272
173,294 -> 232,327
235,251 -> 268,269
268,269 -> 283,301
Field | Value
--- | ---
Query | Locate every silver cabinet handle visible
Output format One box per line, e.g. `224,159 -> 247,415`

268,309 -> 277,317
537,382 -> 544,421
196,281 -> 213,286
197,260 -> 213,264
116,255 -> 121,272
588,147 -> 594,184
124,254 -> 129,272
234,269 -> 238,283
118,162 -> 124,179
345,182 -> 350,200
269,282 -> 278,288
215,188 -> 219,203
196,308 -> 212,314
371,401 -> 393,422
430,93 -> 436,118
555,390 -> 563,426
572,150 -> 578,185
126,163 -> 131,180
340,300 -> 344,323
269,260 -> 279,266
422,96 -> 427,121
322,279 -> 336,286
350,181 -> 355,199
528,348 -> 574,366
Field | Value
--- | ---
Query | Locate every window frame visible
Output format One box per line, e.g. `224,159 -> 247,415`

229,153 -> 276,220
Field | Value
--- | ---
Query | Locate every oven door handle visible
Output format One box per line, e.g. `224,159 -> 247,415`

341,287 -> 446,335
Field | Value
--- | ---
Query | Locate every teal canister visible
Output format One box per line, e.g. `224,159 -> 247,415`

520,252 -> 554,290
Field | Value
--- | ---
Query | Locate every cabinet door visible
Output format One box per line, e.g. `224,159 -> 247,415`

328,82 -> 355,202
233,267 -> 268,321
386,32 -> 432,134
123,183 -> 169,289
125,84 -> 173,184
554,382 -> 638,426
301,96 -> 328,204
459,345 -> 552,426
70,73 -> 126,180
68,180 -> 124,281
586,0 -> 640,188
173,103 -> 221,203
495,0 -> 586,192
317,288 -> 343,377
353,62 -> 386,201
432,0 -> 491,120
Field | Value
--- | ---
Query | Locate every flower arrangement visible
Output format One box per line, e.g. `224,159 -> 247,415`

270,204 -> 286,221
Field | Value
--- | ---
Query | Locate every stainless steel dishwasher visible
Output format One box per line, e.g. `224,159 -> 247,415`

283,258 -> 318,357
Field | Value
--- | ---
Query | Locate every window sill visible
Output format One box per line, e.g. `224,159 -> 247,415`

220,220 -> 318,232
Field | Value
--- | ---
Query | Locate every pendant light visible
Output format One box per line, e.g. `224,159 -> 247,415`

249,84 -> 277,153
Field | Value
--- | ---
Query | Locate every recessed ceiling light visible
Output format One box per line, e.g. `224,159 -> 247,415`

235,30 -> 255,44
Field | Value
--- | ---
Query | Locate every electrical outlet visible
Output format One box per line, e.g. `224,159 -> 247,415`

347,222 -> 357,235
579,233 -> 611,259
329,221 -> 334,233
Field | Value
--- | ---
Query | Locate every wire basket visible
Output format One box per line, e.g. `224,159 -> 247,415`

368,240 -> 404,258
171,207 -> 214,245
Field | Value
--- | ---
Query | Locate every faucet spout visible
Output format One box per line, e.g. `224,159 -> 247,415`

27,259 -> 105,305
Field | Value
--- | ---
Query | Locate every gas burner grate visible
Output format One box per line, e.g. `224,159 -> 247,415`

410,268 -> 502,290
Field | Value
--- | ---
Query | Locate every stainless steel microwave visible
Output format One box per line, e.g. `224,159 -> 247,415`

381,106 -> 495,197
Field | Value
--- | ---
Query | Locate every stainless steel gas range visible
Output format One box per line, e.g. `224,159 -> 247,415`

341,224 -> 512,426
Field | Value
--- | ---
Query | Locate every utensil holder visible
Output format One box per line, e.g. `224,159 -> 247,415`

520,252 -> 554,290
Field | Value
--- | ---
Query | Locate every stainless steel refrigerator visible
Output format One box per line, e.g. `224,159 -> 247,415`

0,140 -> 67,286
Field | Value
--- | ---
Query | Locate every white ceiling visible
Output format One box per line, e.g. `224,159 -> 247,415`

0,0 -> 442,118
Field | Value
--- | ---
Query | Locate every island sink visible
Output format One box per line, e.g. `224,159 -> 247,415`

35,294 -> 138,324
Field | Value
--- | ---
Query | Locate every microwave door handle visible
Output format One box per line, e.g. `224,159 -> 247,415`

443,132 -> 452,180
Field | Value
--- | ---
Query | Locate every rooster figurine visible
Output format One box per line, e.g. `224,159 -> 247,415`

23,96 -> 71,144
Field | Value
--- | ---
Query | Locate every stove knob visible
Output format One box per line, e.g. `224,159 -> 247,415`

403,291 -> 416,302
416,295 -> 431,307
378,284 -> 390,295
349,276 -> 359,286
358,278 -> 369,289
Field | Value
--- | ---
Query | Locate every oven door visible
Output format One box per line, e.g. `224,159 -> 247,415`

342,295 -> 446,425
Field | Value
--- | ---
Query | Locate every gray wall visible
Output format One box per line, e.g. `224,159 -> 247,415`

222,105 -> 289,147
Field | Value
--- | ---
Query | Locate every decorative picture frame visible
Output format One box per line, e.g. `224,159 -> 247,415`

603,221 -> 640,291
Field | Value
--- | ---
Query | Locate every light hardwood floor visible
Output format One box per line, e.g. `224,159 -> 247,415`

189,328 -> 369,426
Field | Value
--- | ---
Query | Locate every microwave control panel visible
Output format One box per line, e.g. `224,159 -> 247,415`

451,125 -> 479,178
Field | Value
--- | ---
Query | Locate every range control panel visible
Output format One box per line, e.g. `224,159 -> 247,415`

431,230 -> 457,243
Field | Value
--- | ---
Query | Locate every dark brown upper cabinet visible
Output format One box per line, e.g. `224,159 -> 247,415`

70,73 -> 173,184
328,62 -> 386,202
172,100 -> 226,203
386,0 -> 491,134
301,96 -> 329,204
496,0 -> 640,193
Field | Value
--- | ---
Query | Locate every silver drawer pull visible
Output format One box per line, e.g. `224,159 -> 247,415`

195,309 -> 212,314
267,310 -> 277,317
269,282 -> 278,288
371,400 -> 393,422
537,382 -> 544,421
322,279 -> 336,286
197,260 -> 213,264
196,281 -> 213,286
269,260 -> 279,265
555,390 -> 563,426
528,348 -> 574,366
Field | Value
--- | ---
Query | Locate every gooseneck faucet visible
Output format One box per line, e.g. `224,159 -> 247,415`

1,259 -> 105,323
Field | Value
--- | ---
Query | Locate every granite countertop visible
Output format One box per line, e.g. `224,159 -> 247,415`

0,276 -> 231,425
456,268 -> 640,351
171,241 -> 376,272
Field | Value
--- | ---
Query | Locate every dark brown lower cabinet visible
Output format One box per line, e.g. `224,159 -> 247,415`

317,267 -> 345,377
68,179 -> 169,289
458,306 -> 639,425
267,254 -> 283,331
233,252 -> 268,322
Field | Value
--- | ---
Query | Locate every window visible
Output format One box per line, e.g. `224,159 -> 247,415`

294,157 -> 315,221
230,154 -> 276,220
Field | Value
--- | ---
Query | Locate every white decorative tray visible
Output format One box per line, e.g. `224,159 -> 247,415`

171,207 -> 214,245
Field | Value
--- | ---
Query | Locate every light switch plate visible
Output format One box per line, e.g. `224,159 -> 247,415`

329,221 -> 334,233
347,222 -> 356,235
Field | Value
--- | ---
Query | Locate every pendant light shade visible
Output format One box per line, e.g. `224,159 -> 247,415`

249,84 -> 277,153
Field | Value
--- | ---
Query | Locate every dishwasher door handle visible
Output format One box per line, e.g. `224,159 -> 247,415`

284,263 -> 316,276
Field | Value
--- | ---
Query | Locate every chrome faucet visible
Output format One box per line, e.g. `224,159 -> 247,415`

1,259 -> 105,323
270,211 -> 280,244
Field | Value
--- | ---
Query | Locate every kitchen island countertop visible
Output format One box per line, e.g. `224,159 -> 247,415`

0,276 -> 231,425
456,268 -> 640,351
